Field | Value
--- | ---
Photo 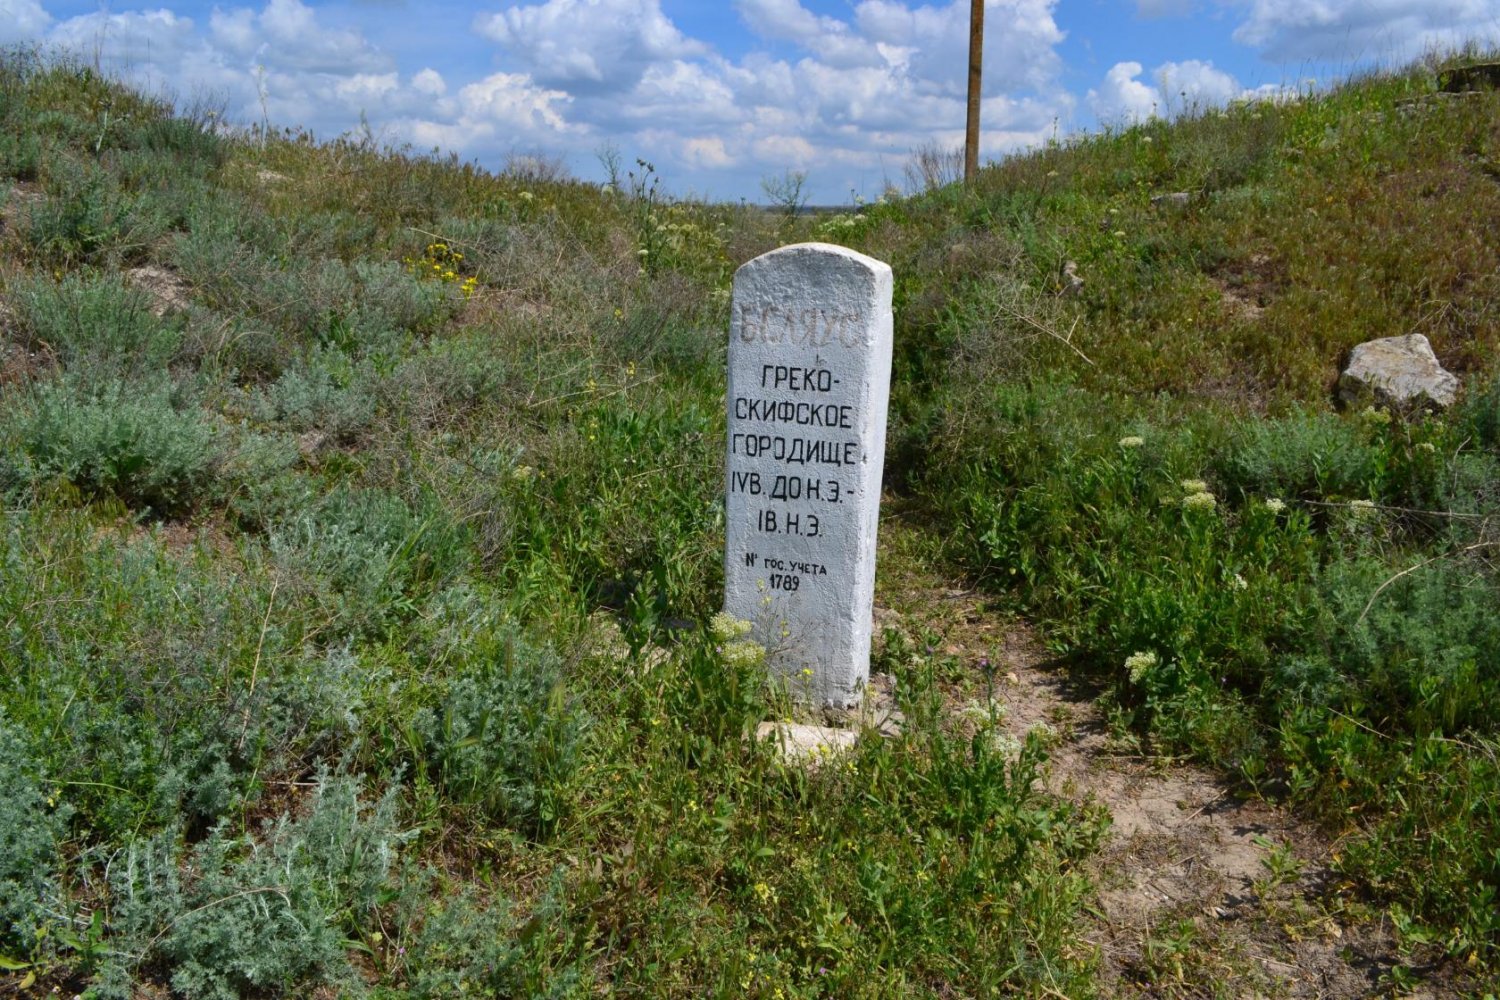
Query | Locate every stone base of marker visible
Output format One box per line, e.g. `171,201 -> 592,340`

723,243 -> 894,708
753,670 -> 904,766
755,722 -> 858,767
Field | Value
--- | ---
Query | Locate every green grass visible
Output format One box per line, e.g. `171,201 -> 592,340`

889,61 -> 1500,969
3,47 -> 1500,996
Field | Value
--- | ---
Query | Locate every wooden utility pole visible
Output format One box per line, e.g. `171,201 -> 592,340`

964,0 -> 984,183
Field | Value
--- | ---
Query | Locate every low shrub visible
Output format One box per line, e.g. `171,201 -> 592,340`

500,382 -> 723,620
429,627 -> 589,837
385,329 -> 514,430
4,375 -> 218,515
1216,406 -> 1452,517
0,709 -> 66,961
247,348 -> 379,443
351,259 -> 463,340
8,271 -> 182,378
661,625 -> 771,757
99,772 -> 406,1000
267,485 -> 468,641
0,130 -> 40,180
394,888 -> 529,999
22,158 -> 165,267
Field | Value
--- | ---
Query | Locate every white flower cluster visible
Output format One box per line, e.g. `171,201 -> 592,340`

815,212 -> 866,239
721,640 -> 765,670
989,732 -> 1023,757
1118,435 -> 1144,448
709,612 -> 752,643
1125,650 -> 1159,684
1182,490 -> 1217,512
710,613 -> 764,668
956,698 -> 1006,725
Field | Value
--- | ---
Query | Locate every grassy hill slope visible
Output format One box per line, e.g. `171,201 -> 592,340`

1,48 -> 1499,997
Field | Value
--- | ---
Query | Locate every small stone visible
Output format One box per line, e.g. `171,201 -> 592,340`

1060,260 -> 1083,297
875,709 -> 905,738
296,430 -> 328,458
1151,191 -> 1192,209
1,183 -> 44,233
1337,333 -> 1459,411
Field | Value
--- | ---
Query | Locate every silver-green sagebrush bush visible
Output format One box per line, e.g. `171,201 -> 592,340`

21,158 -> 167,268
3,375 -> 219,515
0,709 -> 68,961
9,271 -> 183,378
98,772 -> 407,1000
267,485 -> 469,641
428,628 -> 589,837
247,348 -> 380,443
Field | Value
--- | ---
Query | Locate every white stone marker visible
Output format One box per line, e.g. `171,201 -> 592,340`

723,242 -> 893,707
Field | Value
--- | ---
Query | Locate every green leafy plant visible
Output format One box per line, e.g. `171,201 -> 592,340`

8,270 -> 182,379
430,627 -> 589,837
22,158 -> 165,267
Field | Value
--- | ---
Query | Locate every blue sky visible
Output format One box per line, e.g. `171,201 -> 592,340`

4,0 -> 1499,203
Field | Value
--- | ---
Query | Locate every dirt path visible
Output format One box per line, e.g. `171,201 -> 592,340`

868,525 -> 1466,998
985,621 -> 1410,998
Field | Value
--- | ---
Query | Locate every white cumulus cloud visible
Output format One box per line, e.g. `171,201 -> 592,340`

1088,61 -> 1160,123
10,0 -> 1075,201
210,0 -> 392,75
1088,59 -> 1247,123
453,0 -> 1072,198
46,9 -> 202,74
1231,0 -> 1500,64
474,0 -> 708,94
456,71 -> 574,132
1154,59 -> 1243,110
0,0 -> 52,45
738,0 -> 885,70
411,68 -> 446,97
682,135 -> 734,168
16,0 -> 453,146
736,0 -> 824,42
333,72 -> 400,105
855,0 -> 1065,93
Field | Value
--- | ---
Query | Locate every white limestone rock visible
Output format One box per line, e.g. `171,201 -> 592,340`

1060,260 -> 1083,298
755,722 -> 858,766
1151,191 -> 1192,209
1338,334 -> 1459,411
